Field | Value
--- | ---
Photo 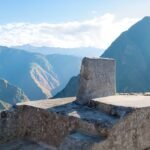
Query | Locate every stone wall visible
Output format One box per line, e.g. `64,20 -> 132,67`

0,106 -> 76,146
0,104 -> 150,150
92,107 -> 150,150
0,105 -> 97,147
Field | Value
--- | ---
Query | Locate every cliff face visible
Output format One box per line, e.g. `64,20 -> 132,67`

102,17 -> 150,92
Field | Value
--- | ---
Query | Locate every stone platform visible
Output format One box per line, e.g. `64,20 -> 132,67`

0,95 -> 150,150
94,94 -> 150,108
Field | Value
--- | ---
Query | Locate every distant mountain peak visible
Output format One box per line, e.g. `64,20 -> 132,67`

12,45 -> 104,57
102,16 -> 150,92
142,16 -> 150,20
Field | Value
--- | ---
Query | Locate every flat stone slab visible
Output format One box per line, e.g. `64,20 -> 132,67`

18,97 -> 75,109
93,95 -> 150,108
18,95 -> 150,109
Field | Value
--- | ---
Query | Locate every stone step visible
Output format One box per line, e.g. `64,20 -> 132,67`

78,116 -> 114,137
66,105 -> 119,137
78,120 -> 100,137
89,99 -> 134,118
59,132 -> 105,150
48,100 -> 119,137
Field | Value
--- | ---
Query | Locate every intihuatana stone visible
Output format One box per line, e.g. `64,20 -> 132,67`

76,57 -> 116,104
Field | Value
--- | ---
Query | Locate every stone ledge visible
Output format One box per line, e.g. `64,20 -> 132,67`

93,95 -> 150,108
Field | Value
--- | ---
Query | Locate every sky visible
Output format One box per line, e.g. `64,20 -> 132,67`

0,0 -> 149,49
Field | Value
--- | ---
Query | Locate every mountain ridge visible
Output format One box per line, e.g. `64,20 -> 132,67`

13,45 -> 104,57
54,16 -> 150,97
102,16 -> 150,92
0,46 -> 81,100
0,78 -> 29,105
53,75 -> 80,98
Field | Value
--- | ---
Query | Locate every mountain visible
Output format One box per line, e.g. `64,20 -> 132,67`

46,55 -> 81,94
13,45 -> 104,57
102,16 -> 150,92
53,17 -> 150,98
53,75 -> 79,98
0,46 -> 81,100
0,79 -> 28,104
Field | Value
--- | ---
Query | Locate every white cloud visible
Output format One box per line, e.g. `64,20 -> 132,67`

0,14 -> 139,49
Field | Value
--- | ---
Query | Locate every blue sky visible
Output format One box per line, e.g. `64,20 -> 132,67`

0,0 -> 149,49
0,0 -> 149,24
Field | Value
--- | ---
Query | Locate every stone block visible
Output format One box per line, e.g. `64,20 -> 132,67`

76,57 -> 116,104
